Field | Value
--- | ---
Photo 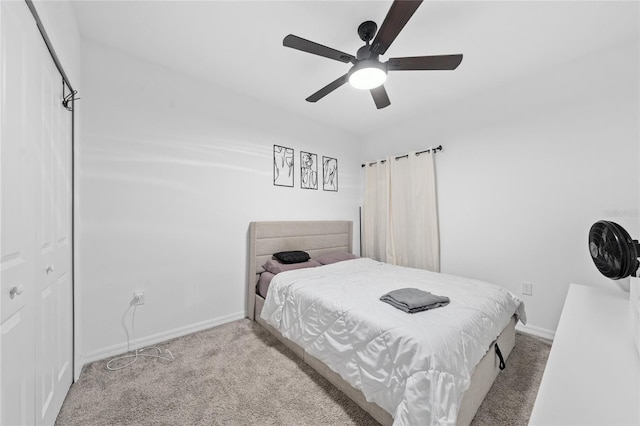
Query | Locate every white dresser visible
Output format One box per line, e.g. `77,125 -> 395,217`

529,283 -> 640,425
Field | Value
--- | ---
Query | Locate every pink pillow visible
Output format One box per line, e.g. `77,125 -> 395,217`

262,259 -> 321,275
314,252 -> 357,265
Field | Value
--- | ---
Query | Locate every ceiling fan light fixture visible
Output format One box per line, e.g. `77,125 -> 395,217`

348,60 -> 387,90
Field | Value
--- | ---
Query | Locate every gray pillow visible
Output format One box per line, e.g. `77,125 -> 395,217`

263,259 -> 321,275
314,252 -> 357,265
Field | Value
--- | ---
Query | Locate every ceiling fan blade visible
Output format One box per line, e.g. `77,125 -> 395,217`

306,74 -> 349,103
371,0 -> 423,56
388,54 -> 463,71
284,35 -> 355,63
370,85 -> 391,109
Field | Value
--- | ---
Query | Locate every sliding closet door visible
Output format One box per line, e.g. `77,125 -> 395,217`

0,2 -> 38,425
0,1 -> 73,424
34,25 -> 73,424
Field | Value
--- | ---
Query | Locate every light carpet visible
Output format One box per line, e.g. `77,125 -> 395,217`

56,319 -> 551,425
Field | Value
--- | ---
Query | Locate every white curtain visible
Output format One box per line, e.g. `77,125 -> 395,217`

363,150 -> 440,272
363,159 -> 392,261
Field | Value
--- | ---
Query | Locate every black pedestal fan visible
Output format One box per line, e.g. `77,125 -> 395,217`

589,220 -> 640,279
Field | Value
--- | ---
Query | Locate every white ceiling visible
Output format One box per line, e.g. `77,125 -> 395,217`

71,0 -> 639,138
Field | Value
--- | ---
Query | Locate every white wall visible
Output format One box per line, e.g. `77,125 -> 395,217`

76,40 -> 362,371
360,36 -> 639,337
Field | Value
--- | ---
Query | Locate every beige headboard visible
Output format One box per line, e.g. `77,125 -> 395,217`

247,221 -> 353,320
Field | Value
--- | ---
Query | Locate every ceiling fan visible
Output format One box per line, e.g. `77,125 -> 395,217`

283,0 -> 463,109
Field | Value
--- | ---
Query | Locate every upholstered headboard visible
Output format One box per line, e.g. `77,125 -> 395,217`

246,221 -> 353,319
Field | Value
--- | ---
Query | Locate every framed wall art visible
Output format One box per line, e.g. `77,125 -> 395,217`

300,151 -> 318,190
273,145 -> 294,187
322,156 -> 338,192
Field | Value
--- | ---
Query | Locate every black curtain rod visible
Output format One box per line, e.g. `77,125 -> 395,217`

361,145 -> 442,168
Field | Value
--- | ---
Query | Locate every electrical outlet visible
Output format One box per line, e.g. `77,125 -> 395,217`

132,291 -> 145,306
522,282 -> 533,296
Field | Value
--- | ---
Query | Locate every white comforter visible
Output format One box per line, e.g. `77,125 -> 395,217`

261,258 -> 526,425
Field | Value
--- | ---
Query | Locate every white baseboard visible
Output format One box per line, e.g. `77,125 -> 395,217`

516,322 -> 555,341
75,311 -> 245,380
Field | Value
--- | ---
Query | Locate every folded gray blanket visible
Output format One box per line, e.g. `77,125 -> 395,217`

380,288 -> 450,313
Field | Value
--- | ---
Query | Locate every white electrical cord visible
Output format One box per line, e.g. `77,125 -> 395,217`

106,304 -> 174,371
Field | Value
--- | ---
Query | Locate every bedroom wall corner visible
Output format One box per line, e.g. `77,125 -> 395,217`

75,40 -> 362,371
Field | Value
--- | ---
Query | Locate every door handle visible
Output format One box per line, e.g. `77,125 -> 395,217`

9,285 -> 23,299
45,265 -> 54,274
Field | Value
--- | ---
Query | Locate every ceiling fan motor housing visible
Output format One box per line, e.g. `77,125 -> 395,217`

357,45 -> 373,60
589,220 -> 640,279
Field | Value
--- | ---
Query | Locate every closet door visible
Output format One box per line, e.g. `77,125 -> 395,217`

0,2 -> 38,425
34,25 -> 73,424
0,1 -> 73,424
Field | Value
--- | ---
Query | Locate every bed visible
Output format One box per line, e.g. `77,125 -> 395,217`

247,220 -> 524,425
